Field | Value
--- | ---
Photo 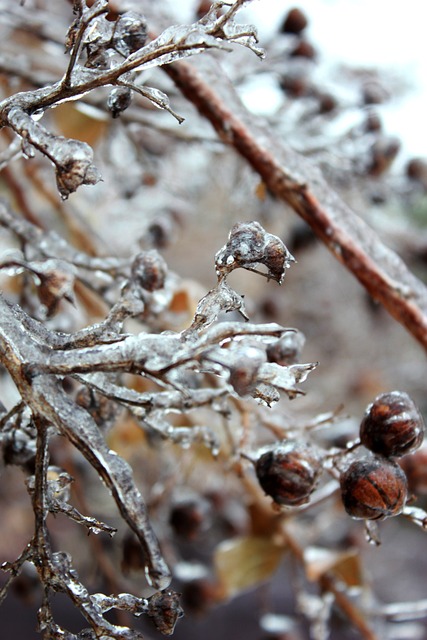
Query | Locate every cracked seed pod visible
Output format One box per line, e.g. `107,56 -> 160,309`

255,440 -> 322,506
215,221 -> 295,284
360,391 -> 425,458
340,455 -> 407,520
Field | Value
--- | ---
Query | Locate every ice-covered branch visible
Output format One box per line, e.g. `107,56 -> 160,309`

0,0 -> 260,197
166,56 -> 427,351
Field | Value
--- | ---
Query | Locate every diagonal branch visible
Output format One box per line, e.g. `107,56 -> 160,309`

165,57 -> 427,351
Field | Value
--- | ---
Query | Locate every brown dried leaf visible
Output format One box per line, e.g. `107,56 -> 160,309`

214,535 -> 285,599
304,546 -> 363,587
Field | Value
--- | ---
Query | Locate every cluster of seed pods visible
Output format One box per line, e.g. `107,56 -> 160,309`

341,391 -> 425,521
253,391 -> 425,523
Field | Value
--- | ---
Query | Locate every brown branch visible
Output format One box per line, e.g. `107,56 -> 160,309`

165,57 -> 427,351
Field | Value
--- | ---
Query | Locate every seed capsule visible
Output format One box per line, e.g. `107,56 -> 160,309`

340,456 -> 407,520
255,440 -> 321,506
169,495 -> 211,541
131,250 -> 168,292
266,331 -> 305,366
280,8 -> 308,34
360,391 -> 425,458
399,446 -> 427,495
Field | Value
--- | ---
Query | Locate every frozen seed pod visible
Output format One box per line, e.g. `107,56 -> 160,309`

399,446 -> 427,495
112,11 -> 148,56
280,8 -> 308,35
340,456 -> 407,520
360,391 -> 425,458
108,87 -> 132,118
255,440 -> 322,506
131,250 -> 168,292
215,221 -> 295,284
266,331 -> 305,366
169,495 -> 212,541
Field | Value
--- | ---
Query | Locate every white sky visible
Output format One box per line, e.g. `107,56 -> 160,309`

167,0 -> 427,158
241,0 -> 427,158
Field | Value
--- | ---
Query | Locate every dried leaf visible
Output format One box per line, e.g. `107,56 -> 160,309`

214,535 -> 285,599
304,546 -> 363,587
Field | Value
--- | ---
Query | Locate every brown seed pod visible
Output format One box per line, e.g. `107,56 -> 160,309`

360,391 -> 425,458
399,446 -> 427,495
289,40 -> 316,60
340,456 -> 407,520
169,495 -> 212,541
131,250 -> 168,292
146,590 -> 183,636
280,8 -> 308,34
367,137 -> 400,176
214,221 -> 295,284
255,440 -> 322,506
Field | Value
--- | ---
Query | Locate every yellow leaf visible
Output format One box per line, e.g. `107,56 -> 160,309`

214,535 -> 285,599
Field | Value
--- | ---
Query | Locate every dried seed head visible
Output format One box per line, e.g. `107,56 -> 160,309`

131,250 -> 168,292
266,331 -> 305,366
340,456 -> 407,520
360,391 -> 425,458
215,221 -> 294,284
34,260 -> 76,317
255,440 -> 322,506
316,92 -> 337,114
